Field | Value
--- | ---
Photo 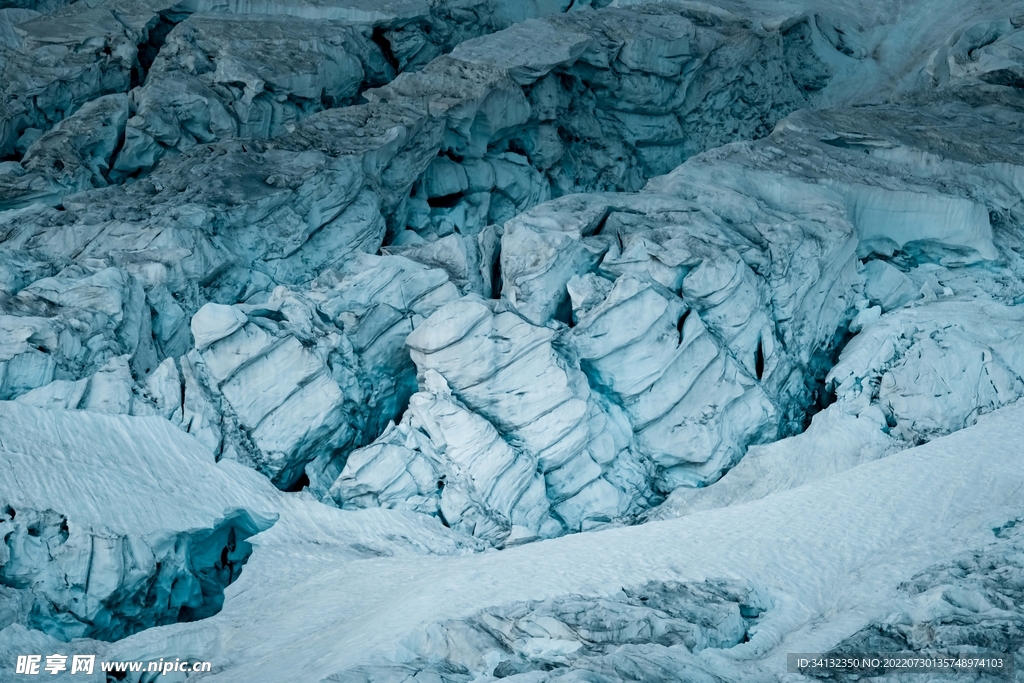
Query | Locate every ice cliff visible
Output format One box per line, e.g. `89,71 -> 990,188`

3,0 -> 1024,680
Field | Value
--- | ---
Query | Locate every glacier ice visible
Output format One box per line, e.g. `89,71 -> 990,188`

0,402 -> 277,641
0,398 -> 480,650
3,0 -> 1024,679
329,579 -> 763,681
74,401 -> 1024,682
827,300 -> 1024,443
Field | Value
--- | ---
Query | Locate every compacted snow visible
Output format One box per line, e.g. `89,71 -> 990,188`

2,0 -> 1024,680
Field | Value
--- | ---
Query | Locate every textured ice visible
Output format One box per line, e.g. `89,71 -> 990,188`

3,0 -> 1024,678
0,400 -> 480,647
402,297 -> 653,531
0,0 -> 587,210
371,4 -> 825,239
827,518 -> 1024,677
0,5 -> 137,162
330,579 -> 762,681
79,402 -> 1024,681
828,300 -> 1024,443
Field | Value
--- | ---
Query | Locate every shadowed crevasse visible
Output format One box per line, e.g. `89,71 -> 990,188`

0,506 -> 275,641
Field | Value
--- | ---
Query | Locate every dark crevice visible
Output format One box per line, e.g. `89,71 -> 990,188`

178,377 -> 186,421
490,250 -> 503,299
247,307 -> 286,322
676,309 -> 691,345
427,192 -> 464,209
782,17 -> 832,93
590,209 -> 612,236
981,69 -> 1024,89
506,138 -> 530,159
754,337 -> 765,380
371,27 -> 400,73
101,113 -> 129,184
284,473 -> 310,493
441,149 -> 464,163
131,12 -> 181,89
554,295 -> 574,327
802,319 -> 857,431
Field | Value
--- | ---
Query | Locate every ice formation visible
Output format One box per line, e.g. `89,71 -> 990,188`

2,0 -> 1024,680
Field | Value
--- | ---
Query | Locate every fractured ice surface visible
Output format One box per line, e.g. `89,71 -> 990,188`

112,13 -> 392,180
0,399 -> 480,648
0,5 -> 137,161
0,0 -> 590,209
828,300 -> 1024,443
826,518 -> 1024,678
402,297 -> 652,533
3,0 -> 1024,675
85,401 -> 1024,682
331,579 -> 763,681
373,4 -> 827,239
325,377 -> 560,547
177,254 -> 461,488
0,402 -> 277,641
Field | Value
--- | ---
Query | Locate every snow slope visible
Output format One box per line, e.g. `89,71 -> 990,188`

75,400 -> 1024,681
0,402 -> 480,663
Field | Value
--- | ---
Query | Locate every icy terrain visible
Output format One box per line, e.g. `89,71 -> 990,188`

2,0 -> 1024,680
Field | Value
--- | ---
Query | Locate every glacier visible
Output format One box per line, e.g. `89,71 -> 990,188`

2,0 -> 1024,680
